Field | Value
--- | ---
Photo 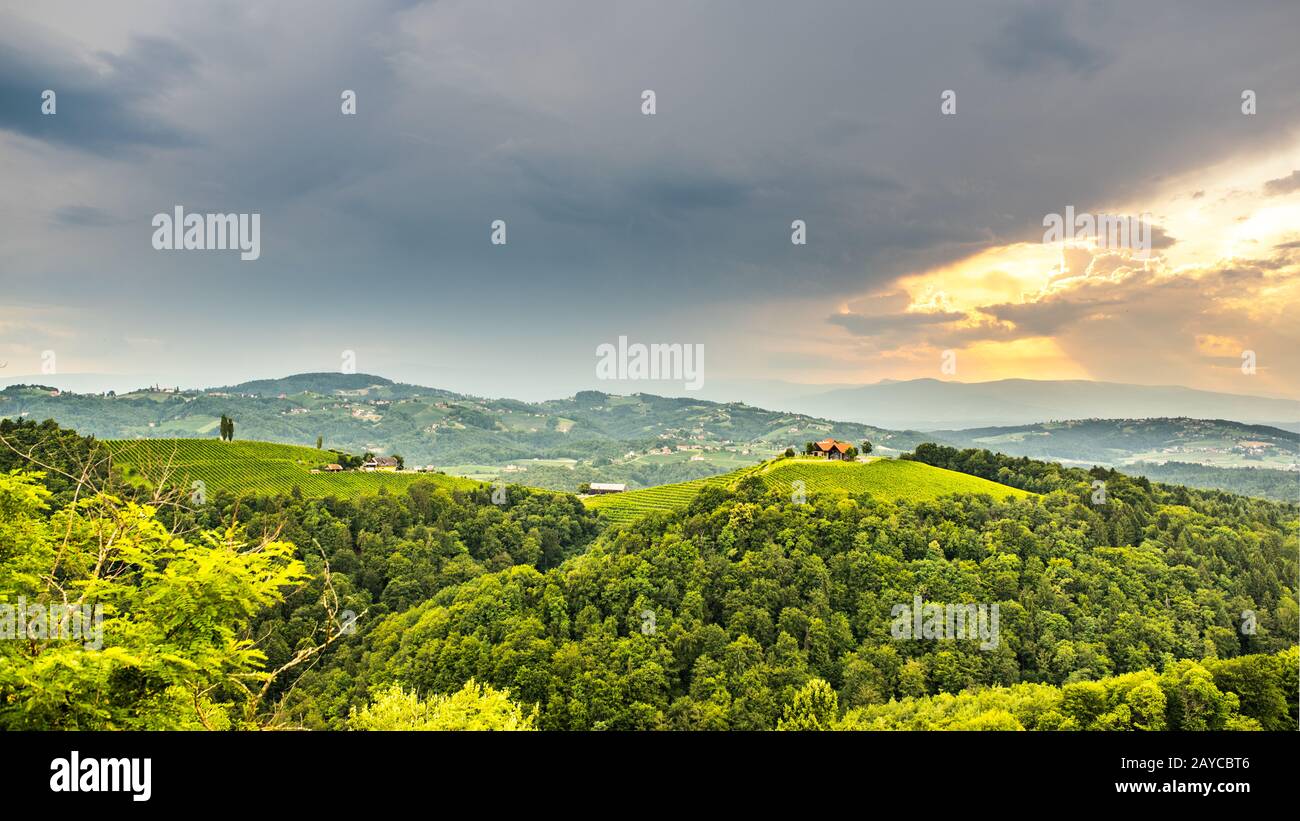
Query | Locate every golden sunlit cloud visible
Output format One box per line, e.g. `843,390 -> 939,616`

810,138 -> 1300,397
896,242 -> 1062,315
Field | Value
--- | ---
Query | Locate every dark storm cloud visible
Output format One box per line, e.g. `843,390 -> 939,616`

3,0 -> 1300,395
627,169 -> 756,212
982,294 -> 1125,337
7,0 -> 1292,305
982,4 -> 1108,76
0,33 -> 196,154
511,154 -> 759,225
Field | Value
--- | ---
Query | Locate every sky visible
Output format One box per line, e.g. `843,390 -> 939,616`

1,0 -> 1299,401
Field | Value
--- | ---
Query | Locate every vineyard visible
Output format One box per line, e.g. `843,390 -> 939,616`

757,457 -> 1031,501
583,464 -> 766,525
106,439 -> 482,499
104,441 -> 1029,515
584,456 -> 1030,525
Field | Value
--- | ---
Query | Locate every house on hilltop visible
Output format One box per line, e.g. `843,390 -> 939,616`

811,439 -> 854,460
361,456 -> 400,471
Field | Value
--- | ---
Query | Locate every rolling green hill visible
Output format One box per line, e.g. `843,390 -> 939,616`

583,465 -> 766,525
585,456 -> 1030,525
106,438 -> 481,499
3,374 -> 922,488
759,457 -> 1032,500
12,375 -> 1295,493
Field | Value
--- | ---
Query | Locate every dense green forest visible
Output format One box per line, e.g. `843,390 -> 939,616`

1124,461 -> 1298,504
2,419 -> 1296,731
831,648 -> 1297,730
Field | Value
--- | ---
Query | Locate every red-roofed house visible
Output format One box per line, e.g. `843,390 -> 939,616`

812,439 -> 854,460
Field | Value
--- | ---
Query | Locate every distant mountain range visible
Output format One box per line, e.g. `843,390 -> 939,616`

0,373 -> 915,486
774,378 -> 1300,431
2,372 -> 1295,496
935,417 -> 1298,469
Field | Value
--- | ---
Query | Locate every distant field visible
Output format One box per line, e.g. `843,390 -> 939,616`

628,449 -> 760,469
585,456 -> 1031,525
1122,450 -> 1297,469
106,439 -> 482,499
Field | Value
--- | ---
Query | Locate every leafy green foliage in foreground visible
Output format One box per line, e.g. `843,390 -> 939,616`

2,421 -> 608,730
0,471 -> 306,730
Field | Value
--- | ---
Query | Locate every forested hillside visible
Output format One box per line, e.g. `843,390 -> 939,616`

2,420 -> 1295,732
279,463 -> 1293,730
1124,461 -> 1299,504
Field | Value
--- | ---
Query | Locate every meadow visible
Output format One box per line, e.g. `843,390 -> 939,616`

106,438 -> 481,498
584,456 -> 1030,524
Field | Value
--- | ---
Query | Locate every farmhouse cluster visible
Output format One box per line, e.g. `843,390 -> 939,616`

312,455 -> 441,474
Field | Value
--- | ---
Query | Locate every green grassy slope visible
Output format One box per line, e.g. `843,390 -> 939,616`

106,439 -> 481,498
583,464 -> 766,525
584,456 -> 1030,525
758,457 -> 1031,500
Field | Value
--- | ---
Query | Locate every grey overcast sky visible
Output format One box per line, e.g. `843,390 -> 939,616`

2,0 -> 1299,400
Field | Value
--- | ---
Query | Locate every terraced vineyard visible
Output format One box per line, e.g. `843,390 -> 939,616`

584,457 -> 1030,525
106,439 -> 482,499
583,464 -> 766,525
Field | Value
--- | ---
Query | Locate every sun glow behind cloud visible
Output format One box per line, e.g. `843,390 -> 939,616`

817,138 -> 1300,397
